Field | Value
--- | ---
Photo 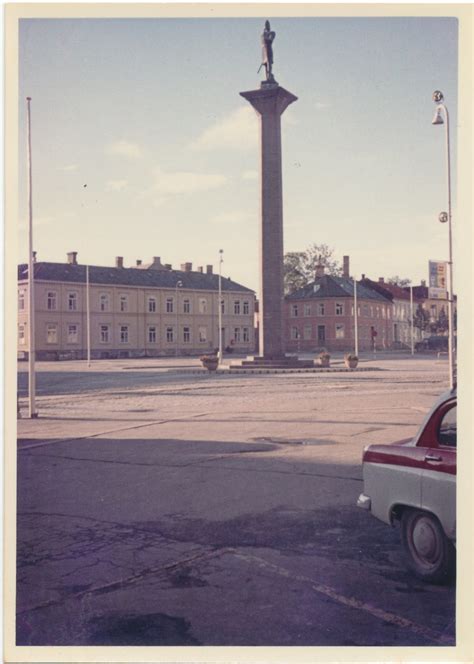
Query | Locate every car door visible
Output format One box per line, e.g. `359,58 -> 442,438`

419,401 -> 456,539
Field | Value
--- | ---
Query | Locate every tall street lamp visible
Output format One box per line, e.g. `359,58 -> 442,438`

26,97 -> 38,418
353,275 -> 359,356
432,90 -> 455,389
175,280 -> 183,357
218,249 -> 223,364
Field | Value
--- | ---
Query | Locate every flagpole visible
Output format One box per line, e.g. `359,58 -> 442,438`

27,97 -> 38,418
410,285 -> 414,356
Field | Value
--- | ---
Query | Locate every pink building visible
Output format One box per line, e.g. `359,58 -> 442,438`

284,266 -> 393,353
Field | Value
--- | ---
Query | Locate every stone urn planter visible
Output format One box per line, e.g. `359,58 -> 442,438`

344,353 -> 358,369
317,352 -> 331,368
200,355 -> 219,372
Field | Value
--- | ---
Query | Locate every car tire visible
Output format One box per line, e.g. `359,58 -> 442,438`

400,509 -> 455,584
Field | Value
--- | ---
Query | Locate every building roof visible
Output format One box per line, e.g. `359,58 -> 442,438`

286,275 -> 390,302
360,278 -> 411,302
18,262 -> 254,294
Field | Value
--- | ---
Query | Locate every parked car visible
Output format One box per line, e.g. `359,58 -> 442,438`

415,335 -> 449,352
357,388 -> 456,583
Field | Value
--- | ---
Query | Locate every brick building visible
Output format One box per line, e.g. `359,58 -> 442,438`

17,253 -> 256,360
360,277 -> 421,348
284,265 -> 393,353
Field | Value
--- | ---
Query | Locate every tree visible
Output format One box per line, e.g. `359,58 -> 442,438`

387,275 -> 412,288
284,243 -> 341,294
413,304 -> 430,333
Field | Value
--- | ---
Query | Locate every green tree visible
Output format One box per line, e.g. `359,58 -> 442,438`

413,304 -> 430,333
284,244 -> 341,294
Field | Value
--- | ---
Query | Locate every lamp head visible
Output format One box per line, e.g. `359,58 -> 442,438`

432,107 -> 444,125
432,90 -> 444,103
439,211 -> 448,223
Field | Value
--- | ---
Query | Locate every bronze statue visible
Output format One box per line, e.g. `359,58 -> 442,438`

259,20 -> 276,82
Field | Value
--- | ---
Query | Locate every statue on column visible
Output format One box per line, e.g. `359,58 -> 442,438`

259,20 -> 276,83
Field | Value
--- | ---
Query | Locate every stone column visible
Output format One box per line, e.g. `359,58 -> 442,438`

240,85 -> 297,359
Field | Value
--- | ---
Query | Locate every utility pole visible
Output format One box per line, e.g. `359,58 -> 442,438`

27,97 -> 38,418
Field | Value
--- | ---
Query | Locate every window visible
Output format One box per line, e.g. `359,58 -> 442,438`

47,291 -> 57,311
336,303 -> 344,316
148,297 -> 157,313
183,299 -> 191,313
304,324 -> 312,340
243,327 -> 250,342
183,326 -> 191,343
387,308 -> 391,319
318,303 -> 325,316
291,326 -> 300,340
363,304 -> 369,317
100,294 -> 110,312
382,307 -> 386,319
291,304 -> 299,317
68,292 -> 78,311
67,324 -> 79,344
148,326 -> 157,343
438,406 -> 456,448
46,324 -> 58,344
199,326 -> 207,343
120,325 -> 129,343
18,324 -> 25,345
335,324 -> 345,339
317,325 -> 325,342
243,301 -> 250,315
166,326 -> 174,343
199,298 -> 208,314
18,290 -> 25,311
234,301 -> 241,315
166,298 -> 174,313
304,304 -> 311,317
100,325 -> 110,343
376,307 -> 380,318
120,295 -> 129,312
234,327 -> 241,342
370,307 -> 374,318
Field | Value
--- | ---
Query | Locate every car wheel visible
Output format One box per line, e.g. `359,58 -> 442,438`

400,509 -> 455,583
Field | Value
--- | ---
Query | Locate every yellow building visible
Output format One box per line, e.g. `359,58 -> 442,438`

18,253 -> 256,360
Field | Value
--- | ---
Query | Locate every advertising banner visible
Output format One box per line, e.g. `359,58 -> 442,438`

428,260 -> 447,299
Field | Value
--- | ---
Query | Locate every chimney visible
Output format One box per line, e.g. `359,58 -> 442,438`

164,263 -> 172,270
315,263 -> 325,278
361,274 -> 366,280
67,251 -> 78,265
378,277 -> 384,284
115,256 -> 124,268
206,264 -> 213,275
180,262 -> 193,272
32,251 -> 37,263
136,259 -> 142,267
197,266 -> 203,273
421,279 -> 426,287
343,255 -> 350,278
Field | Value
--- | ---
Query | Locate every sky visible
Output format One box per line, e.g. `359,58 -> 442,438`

18,15 -> 459,292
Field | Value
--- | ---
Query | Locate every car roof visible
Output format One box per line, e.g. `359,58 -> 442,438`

411,387 -> 456,446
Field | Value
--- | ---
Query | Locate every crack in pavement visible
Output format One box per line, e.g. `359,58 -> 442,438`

17,547 -> 230,615
17,412 -> 212,451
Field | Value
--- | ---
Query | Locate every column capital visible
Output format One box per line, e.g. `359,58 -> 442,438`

240,85 -> 298,116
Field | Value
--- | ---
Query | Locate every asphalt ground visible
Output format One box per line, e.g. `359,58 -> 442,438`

15,354 -> 456,648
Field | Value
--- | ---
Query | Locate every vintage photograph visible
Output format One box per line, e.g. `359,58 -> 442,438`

5,3 -> 472,660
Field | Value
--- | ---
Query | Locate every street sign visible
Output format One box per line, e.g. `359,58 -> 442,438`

429,260 -> 447,299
